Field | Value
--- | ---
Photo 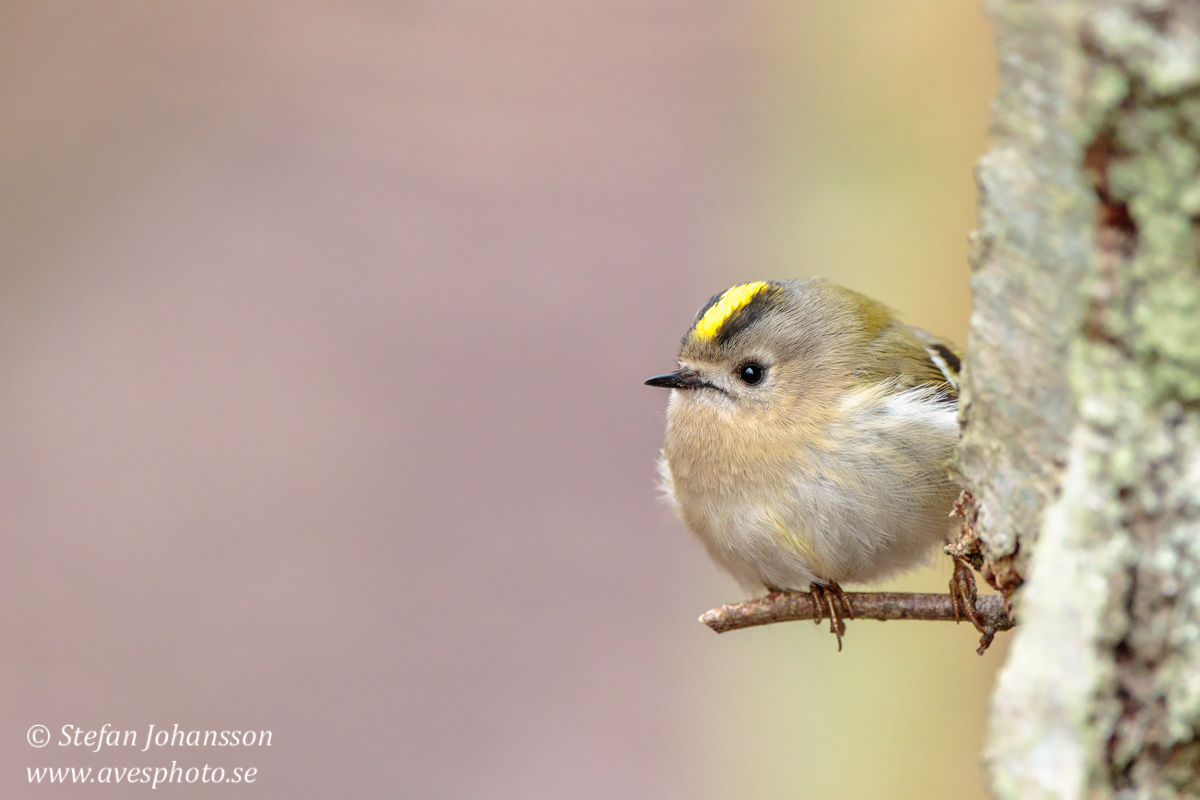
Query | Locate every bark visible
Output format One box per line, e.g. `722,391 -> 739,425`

960,1 -> 1200,798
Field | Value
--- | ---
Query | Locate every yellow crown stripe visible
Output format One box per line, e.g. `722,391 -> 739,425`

692,282 -> 771,341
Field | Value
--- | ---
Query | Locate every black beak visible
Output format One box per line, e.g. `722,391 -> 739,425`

644,368 -> 706,390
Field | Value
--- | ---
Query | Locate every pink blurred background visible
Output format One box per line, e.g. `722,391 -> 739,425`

2,2 -> 998,798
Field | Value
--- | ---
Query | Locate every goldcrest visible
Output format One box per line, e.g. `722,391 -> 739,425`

647,278 -> 962,602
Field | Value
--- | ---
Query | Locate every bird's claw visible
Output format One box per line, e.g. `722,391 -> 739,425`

808,582 -> 853,651
950,556 -> 996,654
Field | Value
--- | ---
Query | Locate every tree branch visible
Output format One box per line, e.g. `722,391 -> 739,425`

701,591 -> 1014,648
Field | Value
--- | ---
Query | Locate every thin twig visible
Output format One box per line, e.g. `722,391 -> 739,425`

701,591 -> 1014,644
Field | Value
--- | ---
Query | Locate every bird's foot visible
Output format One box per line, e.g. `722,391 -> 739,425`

808,582 -> 853,651
949,556 -> 997,654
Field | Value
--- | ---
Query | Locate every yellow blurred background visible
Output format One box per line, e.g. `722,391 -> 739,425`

1,2 -> 997,798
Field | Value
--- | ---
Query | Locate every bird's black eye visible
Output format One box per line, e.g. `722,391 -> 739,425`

738,363 -> 765,385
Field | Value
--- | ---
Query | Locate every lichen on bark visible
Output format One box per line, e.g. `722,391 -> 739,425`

960,1 -> 1200,798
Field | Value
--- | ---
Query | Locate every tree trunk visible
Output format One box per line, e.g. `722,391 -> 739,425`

959,1 -> 1200,797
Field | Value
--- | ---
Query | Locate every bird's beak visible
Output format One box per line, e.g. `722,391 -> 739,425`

644,368 -> 706,390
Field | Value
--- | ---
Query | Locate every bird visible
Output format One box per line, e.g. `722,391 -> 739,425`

646,278 -> 972,647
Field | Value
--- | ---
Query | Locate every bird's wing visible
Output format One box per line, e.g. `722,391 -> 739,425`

822,282 -> 961,403
921,338 -> 961,397
864,323 -> 962,403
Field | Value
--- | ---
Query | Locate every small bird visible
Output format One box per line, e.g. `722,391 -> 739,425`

647,278 -> 968,647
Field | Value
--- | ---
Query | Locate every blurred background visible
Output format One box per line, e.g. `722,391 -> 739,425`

1,2 -> 998,798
